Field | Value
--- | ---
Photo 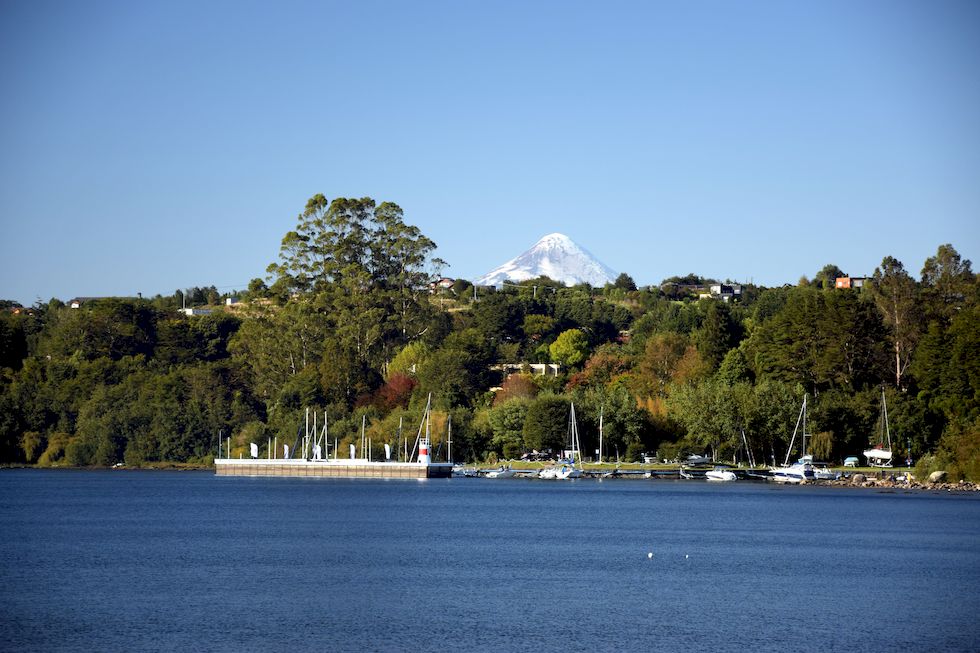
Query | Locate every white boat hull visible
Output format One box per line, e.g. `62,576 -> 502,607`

864,448 -> 893,467
555,465 -> 582,479
705,470 -> 737,482
485,468 -> 516,479
769,462 -> 814,483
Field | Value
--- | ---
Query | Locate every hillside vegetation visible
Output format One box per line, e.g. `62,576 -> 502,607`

1,195 -> 977,480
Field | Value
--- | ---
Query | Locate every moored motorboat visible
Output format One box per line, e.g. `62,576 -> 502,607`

485,466 -> 516,479
538,466 -> 559,479
770,461 -> 814,484
810,461 -> 840,480
555,464 -> 582,479
705,466 -> 737,482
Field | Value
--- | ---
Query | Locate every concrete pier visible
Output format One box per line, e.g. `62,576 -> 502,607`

215,458 -> 453,479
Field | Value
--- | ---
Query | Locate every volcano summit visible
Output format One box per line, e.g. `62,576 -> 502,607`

474,233 -> 616,287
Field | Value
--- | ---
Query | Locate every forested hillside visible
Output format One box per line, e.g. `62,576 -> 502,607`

1,196 -> 977,480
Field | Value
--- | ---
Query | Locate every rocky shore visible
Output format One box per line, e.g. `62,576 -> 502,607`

824,471 -> 980,492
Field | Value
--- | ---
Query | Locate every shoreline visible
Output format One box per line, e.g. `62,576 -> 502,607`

4,463 -> 979,492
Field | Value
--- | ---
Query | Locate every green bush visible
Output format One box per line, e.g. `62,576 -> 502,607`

64,438 -> 95,466
37,432 -> 71,466
20,431 -> 44,464
502,441 -> 523,460
625,441 -> 646,462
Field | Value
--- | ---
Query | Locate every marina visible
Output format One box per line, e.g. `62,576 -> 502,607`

214,395 -> 453,479
215,458 -> 453,478
451,464 -> 893,484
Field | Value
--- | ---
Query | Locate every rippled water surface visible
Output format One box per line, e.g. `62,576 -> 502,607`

2,470 -> 979,652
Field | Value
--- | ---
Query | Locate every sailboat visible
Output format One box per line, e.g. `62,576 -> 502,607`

555,403 -> 584,480
769,395 -> 815,484
864,389 -> 893,467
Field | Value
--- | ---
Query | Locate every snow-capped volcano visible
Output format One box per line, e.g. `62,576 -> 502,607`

474,233 -> 616,287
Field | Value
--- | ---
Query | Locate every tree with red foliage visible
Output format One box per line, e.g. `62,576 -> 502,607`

375,372 -> 417,410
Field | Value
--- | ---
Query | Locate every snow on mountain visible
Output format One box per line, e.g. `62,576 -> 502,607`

474,233 -> 617,287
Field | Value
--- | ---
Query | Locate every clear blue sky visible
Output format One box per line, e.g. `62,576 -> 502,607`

1,0 -> 977,305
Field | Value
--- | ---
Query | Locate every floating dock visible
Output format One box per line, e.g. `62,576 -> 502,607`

214,458 -> 453,479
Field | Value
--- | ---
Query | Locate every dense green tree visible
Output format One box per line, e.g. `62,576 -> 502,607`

751,286 -> 791,325
387,341 -> 431,379
913,305 -> 980,423
573,384 -> 651,461
415,329 -> 494,409
39,299 -> 157,362
716,348 -> 752,385
522,314 -> 556,341
470,293 -> 522,344
747,286 -> 887,394
921,243 -> 974,323
550,329 -> 590,367
523,395 -> 571,452
668,379 -> 741,461
0,312 -> 28,371
869,256 -> 921,389
487,399 -> 530,453
629,298 -> 702,347
694,301 -> 739,370
230,300 -> 327,401
613,273 -> 637,292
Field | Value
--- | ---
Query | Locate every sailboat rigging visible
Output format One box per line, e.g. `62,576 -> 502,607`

555,402 -> 583,479
769,394 -> 815,483
864,389 -> 893,467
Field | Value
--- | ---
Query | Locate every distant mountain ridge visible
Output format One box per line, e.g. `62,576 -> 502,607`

474,233 -> 616,287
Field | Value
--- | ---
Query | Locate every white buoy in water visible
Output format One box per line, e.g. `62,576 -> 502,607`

647,552 -> 653,559
685,554 -> 689,559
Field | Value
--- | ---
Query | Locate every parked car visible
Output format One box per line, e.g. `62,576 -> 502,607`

844,456 -> 859,467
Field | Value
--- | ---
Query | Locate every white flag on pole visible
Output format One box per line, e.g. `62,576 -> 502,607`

249,442 -> 258,458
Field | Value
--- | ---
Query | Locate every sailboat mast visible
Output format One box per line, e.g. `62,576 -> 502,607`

882,389 -> 891,450
784,395 -> 807,466
568,403 -> 581,467
598,406 -> 604,464
802,394 -> 808,459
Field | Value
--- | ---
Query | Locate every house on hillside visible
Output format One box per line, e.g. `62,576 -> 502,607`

68,296 -> 141,309
709,284 -> 742,302
490,363 -> 562,377
429,277 -> 455,292
835,276 -> 867,290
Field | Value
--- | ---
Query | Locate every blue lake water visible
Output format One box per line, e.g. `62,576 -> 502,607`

1,470 -> 979,652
